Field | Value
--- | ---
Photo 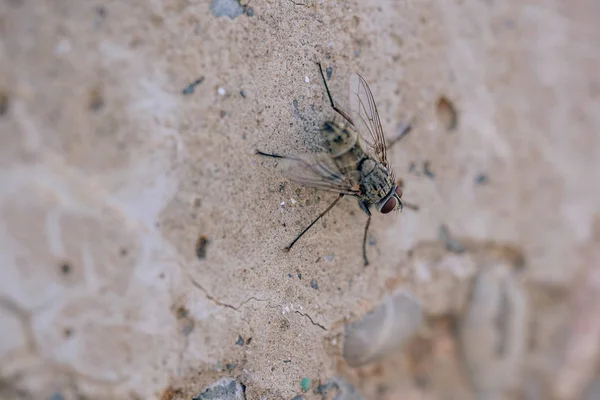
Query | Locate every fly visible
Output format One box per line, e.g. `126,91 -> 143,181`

257,63 -> 417,266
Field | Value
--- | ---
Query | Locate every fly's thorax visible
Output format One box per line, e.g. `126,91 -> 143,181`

333,146 -> 366,177
321,120 -> 358,158
359,159 -> 395,204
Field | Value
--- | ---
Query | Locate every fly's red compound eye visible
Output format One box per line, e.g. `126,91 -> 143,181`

380,197 -> 397,214
395,186 -> 403,199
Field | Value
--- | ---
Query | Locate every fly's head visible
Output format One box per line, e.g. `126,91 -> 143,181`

377,184 -> 403,214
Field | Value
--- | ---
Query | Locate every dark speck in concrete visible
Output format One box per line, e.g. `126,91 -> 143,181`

439,224 -> 466,254
292,99 -> 301,119
423,161 -> 435,179
326,66 -> 333,80
95,6 -> 106,18
368,234 -> 376,246
236,335 -> 244,346
60,262 -> 72,275
244,7 -> 254,17
475,173 -> 489,185
210,0 -> 245,19
310,279 -> 318,290
226,363 -> 237,371
0,90 -> 9,116
408,161 -> 417,174
88,86 -> 104,111
196,235 -> 209,259
183,77 -> 204,95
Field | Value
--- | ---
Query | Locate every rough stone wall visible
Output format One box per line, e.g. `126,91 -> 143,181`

1,0 -> 599,399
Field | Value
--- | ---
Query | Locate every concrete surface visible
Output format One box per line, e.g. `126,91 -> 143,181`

1,0 -> 599,399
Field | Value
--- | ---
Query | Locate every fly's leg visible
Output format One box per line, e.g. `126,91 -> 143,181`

256,150 -> 285,159
386,119 -> 413,150
401,201 -> 419,211
286,193 -> 344,252
317,62 -> 354,125
395,178 -> 419,211
362,213 -> 372,266
255,150 -> 345,251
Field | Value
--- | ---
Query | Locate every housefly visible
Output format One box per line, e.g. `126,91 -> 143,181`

257,63 -> 417,266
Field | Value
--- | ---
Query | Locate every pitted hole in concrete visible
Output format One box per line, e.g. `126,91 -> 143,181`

0,90 -> 9,116
63,327 -> 74,338
88,85 -> 104,111
196,235 -> 209,260
60,261 -> 72,275
436,96 -> 458,131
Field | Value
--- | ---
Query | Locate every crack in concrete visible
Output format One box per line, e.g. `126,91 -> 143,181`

294,310 -> 327,331
0,296 -> 127,392
187,274 -> 269,311
0,296 -> 42,356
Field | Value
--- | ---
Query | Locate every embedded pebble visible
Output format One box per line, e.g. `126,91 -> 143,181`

193,377 -> 245,400
300,377 -> 311,392
326,66 -> 333,80
323,254 -> 335,262
315,377 -> 364,400
343,289 -> 423,367
458,262 -> 528,397
210,0 -> 244,19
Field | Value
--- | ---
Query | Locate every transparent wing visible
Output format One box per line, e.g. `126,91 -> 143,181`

348,73 -> 388,167
276,153 -> 361,196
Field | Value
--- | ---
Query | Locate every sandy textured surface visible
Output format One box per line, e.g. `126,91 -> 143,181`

1,0 -> 599,399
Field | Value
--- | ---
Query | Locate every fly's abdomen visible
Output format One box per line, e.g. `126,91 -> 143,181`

321,121 -> 358,158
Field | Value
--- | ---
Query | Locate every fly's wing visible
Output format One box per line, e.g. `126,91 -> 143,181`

276,153 -> 361,196
348,73 -> 388,167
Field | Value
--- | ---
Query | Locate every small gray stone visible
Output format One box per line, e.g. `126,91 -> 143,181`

193,378 -> 246,400
323,254 -> 335,262
314,377 -> 364,400
210,0 -> 245,19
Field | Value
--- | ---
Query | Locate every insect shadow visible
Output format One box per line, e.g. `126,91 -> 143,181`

257,63 -> 418,266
